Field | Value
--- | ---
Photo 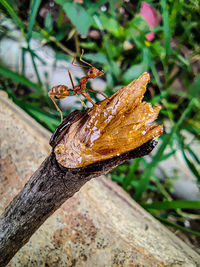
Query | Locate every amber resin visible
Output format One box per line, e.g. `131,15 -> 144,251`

54,72 -> 163,168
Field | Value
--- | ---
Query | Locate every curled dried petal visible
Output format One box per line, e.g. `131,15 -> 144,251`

53,73 -> 163,168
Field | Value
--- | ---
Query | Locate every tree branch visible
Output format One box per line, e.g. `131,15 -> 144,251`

0,139 -> 157,266
0,73 -> 163,266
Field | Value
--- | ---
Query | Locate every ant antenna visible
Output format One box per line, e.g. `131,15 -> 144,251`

72,49 -> 93,69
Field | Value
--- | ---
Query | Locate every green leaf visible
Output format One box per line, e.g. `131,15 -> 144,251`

86,0 -> 108,14
32,31 -> 47,40
55,52 -> 71,62
57,6 -> 64,28
27,0 -> 42,42
99,13 -> 121,36
0,65 -> 41,92
44,12 -> 53,33
63,2 -> 92,36
56,25 -> 69,41
111,174 -> 125,184
123,63 -> 147,83
126,15 -> 149,48
104,36 -> 121,59
107,60 -> 120,79
143,200 -> 200,210
83,53 -> 108,64
54,0 -> 66,5
151,41 -> 166,61
128,15 -> 149,35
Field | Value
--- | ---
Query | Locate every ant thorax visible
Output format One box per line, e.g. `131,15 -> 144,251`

80,77 -> 88,84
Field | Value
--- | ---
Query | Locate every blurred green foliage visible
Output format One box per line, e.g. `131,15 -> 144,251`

0,0 -> 200,238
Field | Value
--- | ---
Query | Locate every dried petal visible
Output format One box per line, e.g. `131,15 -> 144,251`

54,73 -> 163,168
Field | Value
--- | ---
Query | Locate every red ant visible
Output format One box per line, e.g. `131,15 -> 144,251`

48,49 -> 107,121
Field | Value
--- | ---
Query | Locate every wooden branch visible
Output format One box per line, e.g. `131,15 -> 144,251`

0,73 -> 163,265
0,139 -> 156,267
0,89 -> 200,266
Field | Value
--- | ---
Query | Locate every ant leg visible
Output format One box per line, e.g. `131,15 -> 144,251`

48,93 -> 63,122
68,70 -> 75,89
85,88 -> 107,99
81,91 -> 97,106
78,96 -> 87,109
68,70 -> 87,108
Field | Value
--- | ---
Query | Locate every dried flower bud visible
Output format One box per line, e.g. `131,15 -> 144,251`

51,73 -> 163,168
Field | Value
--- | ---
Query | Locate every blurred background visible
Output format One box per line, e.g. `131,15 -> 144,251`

0,0 -> 199,250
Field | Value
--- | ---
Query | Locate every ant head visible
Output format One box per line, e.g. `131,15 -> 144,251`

87,67 -> 104,79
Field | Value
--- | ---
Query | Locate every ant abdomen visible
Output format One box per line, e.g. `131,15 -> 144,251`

50,85 -> 71,99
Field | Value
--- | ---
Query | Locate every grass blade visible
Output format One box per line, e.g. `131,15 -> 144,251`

182,149 -> 200,181
190,75 -> 200,97
159,149 -> 176,161
0,65 -> 41,92
1,0 -> 25,35
155,216 -> 200,237
143,200 -> 200,210
122,158 -> 141,191
27,0 -> 42,42
161,0 -> 171,66
134,75 -> 200,201
187,147 -> 200,165
29,51 -> 42,85
25,105 -> 59,131
134,98 -> 196,201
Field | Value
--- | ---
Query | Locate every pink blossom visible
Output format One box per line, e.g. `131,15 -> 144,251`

140,2 -> 161,41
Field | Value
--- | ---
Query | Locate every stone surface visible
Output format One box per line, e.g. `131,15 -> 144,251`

0,91 -> 200,266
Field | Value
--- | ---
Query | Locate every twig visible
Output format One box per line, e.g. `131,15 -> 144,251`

0,73 -> 163,266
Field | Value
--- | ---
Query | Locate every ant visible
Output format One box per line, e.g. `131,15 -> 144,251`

48,49 -> 107,121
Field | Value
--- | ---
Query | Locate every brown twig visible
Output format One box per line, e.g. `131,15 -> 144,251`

0,73 -> 163,266
0,139 -> 157,266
